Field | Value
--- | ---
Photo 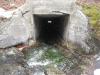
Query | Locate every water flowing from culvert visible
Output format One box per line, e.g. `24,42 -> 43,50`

23,44 -> 66,75
23,43 -> 87,75
23,44 -> 64,67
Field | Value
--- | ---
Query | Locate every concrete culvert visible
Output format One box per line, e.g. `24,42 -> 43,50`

34,14 -> 69,45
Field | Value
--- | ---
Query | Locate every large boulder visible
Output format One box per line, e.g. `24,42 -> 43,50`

0,64 -> 27,75
0,47 -> 24,64
0,5 -> 33,48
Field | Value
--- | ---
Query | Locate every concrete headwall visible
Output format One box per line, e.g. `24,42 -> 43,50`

0,0 -> 92,54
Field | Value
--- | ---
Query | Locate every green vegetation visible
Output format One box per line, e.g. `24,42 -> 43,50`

24,45 -> 66,64
41,47 -> 65,64
82,4 -> 100,38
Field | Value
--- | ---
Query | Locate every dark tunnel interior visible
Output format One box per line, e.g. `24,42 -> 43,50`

34,14 -> 69,45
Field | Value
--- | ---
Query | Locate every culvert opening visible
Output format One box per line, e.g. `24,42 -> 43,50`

34,14 -> 69,45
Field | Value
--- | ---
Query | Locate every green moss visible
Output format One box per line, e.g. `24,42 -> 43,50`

41,47 -> 65,64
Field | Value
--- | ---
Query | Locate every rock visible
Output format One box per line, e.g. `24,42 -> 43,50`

0,64 -> 27,75
57,55 -> 95,75
0,47 -> 24,64
0,47 -> 28,75
46,65 -> 65,75
27,66 -> 46,75
0,11 -> 33,48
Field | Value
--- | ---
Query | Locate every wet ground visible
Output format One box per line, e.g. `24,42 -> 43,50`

0,43 -> 98,75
